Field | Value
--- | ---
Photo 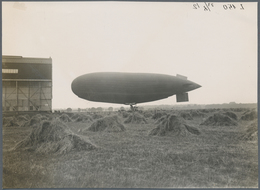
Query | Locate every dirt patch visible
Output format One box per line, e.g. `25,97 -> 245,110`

149,114 -> 200,136
124,113 -> 148,124
13,119 -> 97,154
200,113 -> 238,126
87,115 -> 126,132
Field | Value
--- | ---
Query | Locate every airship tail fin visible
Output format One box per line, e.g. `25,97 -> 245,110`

176,74 -> 187,80
176,93 -> 189,102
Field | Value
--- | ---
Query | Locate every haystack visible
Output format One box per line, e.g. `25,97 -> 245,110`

200,113 -> 237,126
238,120 -> 258,141
34,113 -> 48,120
179,112 -> 193,120
3,116 -> 19,127
152,111 -> 167,120
16,115 -> 30,127
231,108 -> 246,112
149,114 -> 200,136
13,119 -> 97,154
87,115 -> 125,132
240,110 -> 257,121
18,114 -> 30,121
155,115 -> 168,124
200,109 -> 210,113
71,113 -> 93,123
143,111 -> 153,118
91,113 -> 104,120
59,113 -> 72,122
3,115 -> 31,127
224,111 -> 237,120
190,110 -> 205,117
20,114 -> 49,128
124,113 -> 148,124
121,111 -> 130,118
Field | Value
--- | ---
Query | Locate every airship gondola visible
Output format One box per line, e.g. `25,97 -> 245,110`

71,72 -> 201,108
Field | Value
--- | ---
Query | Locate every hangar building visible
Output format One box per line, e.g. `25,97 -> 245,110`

2,55 -> 52,112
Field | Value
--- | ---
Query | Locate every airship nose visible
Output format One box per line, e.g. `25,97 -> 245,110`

71,77 -> 81,96
183,82 -> 201,92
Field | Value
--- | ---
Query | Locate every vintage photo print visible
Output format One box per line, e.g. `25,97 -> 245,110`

2,1 -> 258,188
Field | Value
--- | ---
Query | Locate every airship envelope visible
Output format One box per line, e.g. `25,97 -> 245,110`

71,72 -> 201,105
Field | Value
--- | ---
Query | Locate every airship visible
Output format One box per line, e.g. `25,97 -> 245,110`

71,72 -> 201,108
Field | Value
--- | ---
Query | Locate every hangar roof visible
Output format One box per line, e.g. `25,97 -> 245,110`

2,55 -> 52,80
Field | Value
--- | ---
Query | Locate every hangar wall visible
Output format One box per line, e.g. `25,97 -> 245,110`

2,56 -> 52,112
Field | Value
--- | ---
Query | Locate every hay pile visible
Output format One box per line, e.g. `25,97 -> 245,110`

200,109 -> 210,113
59,113 -> 72,122
20,117 -> 40,127
20,114 -> 49,128
87,115 -> 125,132
200,113 -> 237,126
3,116 -> 19,127
3,115 -> 31,127
152,111 -> 168,120
143,111 -> 153,118
238,120 -> 258,141
34,114 -> 49,121
13,119 -> 97,154
224,111 -> 237,120
179,112 -> 193,120
124,113 -> 148,124
91,113 -> 104,120
231,108 -> 247,112
18,114 -> 30,121
190,110 -> 205,117
149,114 -> 200,136
71,113 -> 93,123
121,111 -> 130,118
240,110 -> 257,121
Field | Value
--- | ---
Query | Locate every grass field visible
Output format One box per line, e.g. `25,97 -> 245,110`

2,109 -> 258,188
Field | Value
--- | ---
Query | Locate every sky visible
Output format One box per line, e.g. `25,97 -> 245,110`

2,2 -> 258,109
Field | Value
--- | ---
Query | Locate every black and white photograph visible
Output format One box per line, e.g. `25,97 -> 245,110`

2,1 -> 258,188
